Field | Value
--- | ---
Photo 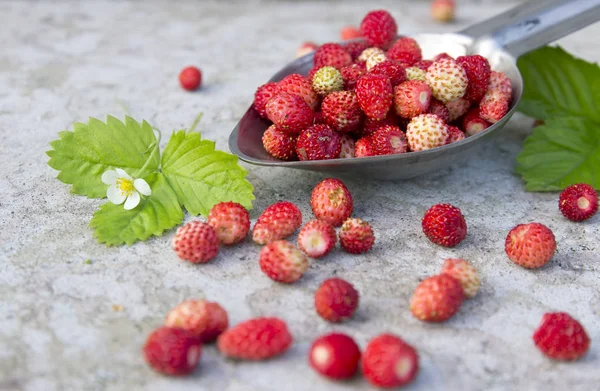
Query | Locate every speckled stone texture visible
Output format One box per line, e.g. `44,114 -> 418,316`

0,1 -> 599,390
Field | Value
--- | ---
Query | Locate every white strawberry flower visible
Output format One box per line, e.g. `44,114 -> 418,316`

101,168 -> 151,210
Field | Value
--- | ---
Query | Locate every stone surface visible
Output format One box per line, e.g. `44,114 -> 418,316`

1,1 -> 599,390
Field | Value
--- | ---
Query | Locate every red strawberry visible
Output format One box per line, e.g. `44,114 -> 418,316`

393,80 -> 432,119
406,113 -> 449,151
362,334 -> 419,388
310,178 -> 353,227
321,91 -> 363,133
422,203 -> 467,247
434,52 -> 453,61
445,125 -> 466,144
533,312 -> 590,361
479,92 -> 510,123
410,274 -> 464,322
266,92 -> 314,135
314,277 -> 359,322
217,317 -> 292,360
371,125 -> 407,155
356,74 -> 393,120
414,59 -> 433,71
277,73 -> 320,111
440,258 -> 480,298
165,299 -> 229,343
173,221 -> 219,264
309,333 -> 361,380
179,66 -> 202,91
428,98 -> 450,123
462,107 -> 490,136
252,201 -> 302,244
370,60 -> 406,86
431,0 -> 455,22
446,97 -> 471,122
505,223 -> 556,269
340,26 -> 363,40
253,82 -> 279,118
387,37 -> 423,67
360,10 -> 398,49
262,125 -> 297,161
297,219 -> 337,258
143,327 -> 202,376
296,124 -> 342,161
296,41 -> 318,58
488,71 -> 512,97
339,134 -> 355,158
259,240 -> 309,283
314,43 -> 352,69
362,111 -> 398,136
340,63 -> 366,90
339,218 -> 375,254
208,201 -> 250,245
313,110 -> 325,125
355,136 -> 374,157
344,41 -> 370,60
456,55 -> 491,103
559,183 -> 598,222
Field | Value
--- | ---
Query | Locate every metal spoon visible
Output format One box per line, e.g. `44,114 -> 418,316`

229,0 -> 600,180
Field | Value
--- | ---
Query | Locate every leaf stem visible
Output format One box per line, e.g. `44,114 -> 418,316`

136,128 -> 162,178
188,112 -> 204,134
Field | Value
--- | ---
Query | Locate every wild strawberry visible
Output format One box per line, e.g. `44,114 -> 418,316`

309,333 -> 361,380
387,37 -> 423,67
428,98 -> 450,123
422,203 -> 467,247
505,223 -> 556,269
488,71 -> 512,98
405,66 -> 425,81
308,66 -> 321,83
278,73 -> 320,111
296,124 -> 342,161
259,240 -> 309,283
173,221 -> 219,264
165,300 -> 229,342
425,57 -> 468,103
431,0 -> 455,22
143,327 -> 202,376
410,274 -> 464,322
340,63 -> 366,90
446,97 -> 471,121
362,111 -> 398,136
321,91 -> 363,133
344,41 -> 370,60
358,47 -> 385,63
217,317 -> 292,360
313,110 -> 325,124
456,55 -> 491,103
314,43 -> 352,69
362,334 -> 419,388
414,59 -> 433,71
208,201 -> 250,245
339,218 -> 375,254
253,82 -> 279,119
434,52 -> 454,61
262,125 -> 297,161
340,26 -> 363,40
533,312 -> 590,361
340,134 -> 355,158
266,92 -> 314,135
406,114 -> 449,151
445,125 -> 466,144
360,10 -> 398,49
365,51 -> 388,71
479,94 -> 510,123
356,74 -> 393,120
312,66 -> 344,96
393,80 -> 432,119
355,137 -> 374,157
370,61 -> 405,88
311,178 -> 353,227
462,107 -> 491,136
314,278 -> 359,322
371,125 -> 408,155
179,66 -> 202,91
252,201 -> 302,245
297,219 -> 337,258
440,258 -> 480,298
296,41 -> 318,58
559,184 -> 598,222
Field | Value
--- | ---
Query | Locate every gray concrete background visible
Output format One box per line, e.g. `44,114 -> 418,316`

1,1 -> 599,390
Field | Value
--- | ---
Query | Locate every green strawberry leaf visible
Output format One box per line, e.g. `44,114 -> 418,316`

89,173 -> 183,246
47,116 -> 160,198
162,130 -> 254,216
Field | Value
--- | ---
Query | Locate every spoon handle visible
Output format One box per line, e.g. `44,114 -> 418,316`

460,0 -> 600,57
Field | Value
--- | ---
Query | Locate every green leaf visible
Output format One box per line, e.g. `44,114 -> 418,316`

517,46 -> 600,122
515,117 -> 600,191
47,116 -> 160,198
89,173 -> 183,245
162,130 -> 254,216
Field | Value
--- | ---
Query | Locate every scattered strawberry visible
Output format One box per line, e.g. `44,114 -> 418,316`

505,223 -> 556,269
358,47 -> 385,63
414,59 -> 433,71
405,66 -> 426,81
321,91 -> 363,133
445,97 -> 471,121
314,278 -> 359,322
278,73 -> 320,111
259,240 -> 309,283
428,98 -> 450,123
173,221 -> 219,264
314,43 -> 352,69
266,92 -> 314,135
297,219 -> 337,258
253,82 -> 279,119
356,74 -> 393,120
312,66 -> 344,96
533,312 -> 590,361
355,136 -> 374,157
393,80 -> 432,118
456,55 -> 491,103
371,125 -> 408,155
362,334 -> 419,388
340,134 -> 355,158
262,125 -> 297,161
360,10 -> 398,49
462,107 -> 490,136
425,57 -> 468,103
365,51 -> 388,71
410,274 -> 464,322
179,66 -> 202,91
208,201 -> 251,245
344,41 -> 370,60
406,114 -> 449,152
339,218 -> 375,254
340,63 -> 366,90
445,125 -> 466,144
296,41 -> 318,58
165,299 -> 229,342
431,0 -> 455,22
440,258 -> 480,298
422,203 -> 467,247
309,333 -> 361,380
340,26 -> 363,40
387,37 -> 423,67
143,327 -> 202,376
296,124 -> 342,161
310,178 -> 353,226
217,317 -> 292,360
362,111 -> 398,136
370,60 -> 406,86
252,201 -> 303,244
559,183 -> 598,222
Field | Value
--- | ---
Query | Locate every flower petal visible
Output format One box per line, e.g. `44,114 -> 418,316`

134,178 -> 152,196
115,168 -> 133,180
101,170 -> 119,185
124,191 -> 141,210
107,185 -> 127,205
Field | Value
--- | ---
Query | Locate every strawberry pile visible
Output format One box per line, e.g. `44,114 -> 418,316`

254,9 -> 512,161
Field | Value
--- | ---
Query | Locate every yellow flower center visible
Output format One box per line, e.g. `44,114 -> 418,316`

116,178 -> 134,196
